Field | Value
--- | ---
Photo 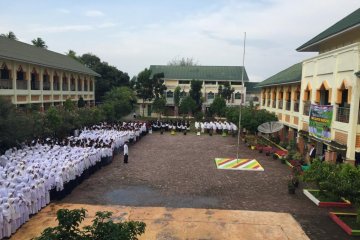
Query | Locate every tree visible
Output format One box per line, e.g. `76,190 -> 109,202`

102,87 -> 137,121
173,86 -> 181,116
0,31 -> 17,40
135,69 -> 167,117
33,208 -> 146,240
218,82 -> 235,102
167,57 -> 198,66
78,97 -> 86,108
152,97 -> 167,119
79,53 -> 130,102
189,80 -> 203,109
209,96 -> 226,117
31,37 -> 48,49
66,50 -> 83,63
179,96 -> 197,117
226,106 -> 277,133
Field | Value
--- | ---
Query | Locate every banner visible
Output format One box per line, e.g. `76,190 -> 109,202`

309,104 -> 333,142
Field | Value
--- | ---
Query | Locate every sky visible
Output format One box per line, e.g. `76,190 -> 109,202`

1,0 -> 359,81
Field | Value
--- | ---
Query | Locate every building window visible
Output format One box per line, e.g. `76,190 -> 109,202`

235,92 -> 241,99
179,80 -> 190,84
0,64 -> 10,79
43,73 -> 50,90
167,90 -> 173,98
16,67 -> 24,80
207,91 -> 215,99
205,81 -> 216,85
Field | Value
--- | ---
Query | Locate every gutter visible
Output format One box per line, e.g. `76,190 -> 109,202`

255,80 -> 301,88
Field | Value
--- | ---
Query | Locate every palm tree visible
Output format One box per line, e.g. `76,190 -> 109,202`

31,37 -> 48,49
0,31 -> 18,40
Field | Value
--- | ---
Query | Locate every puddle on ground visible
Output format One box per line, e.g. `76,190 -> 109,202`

105,186 -> 219,208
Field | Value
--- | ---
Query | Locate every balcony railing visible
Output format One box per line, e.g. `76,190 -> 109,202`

272,100 -> 276,108
0,79 -> 12,89
336,107 -> 350,123
31,81 -> 40,90
278,100 -> 283,109
285,101 -> 291,111
17,80 -> 27,90
294,101 -> 299,112
303,101 -> 310,116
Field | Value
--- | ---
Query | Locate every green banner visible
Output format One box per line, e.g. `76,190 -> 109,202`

309,104 -> 333,142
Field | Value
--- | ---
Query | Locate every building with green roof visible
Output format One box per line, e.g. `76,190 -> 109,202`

138,65 -> 250,117
259,8 -> 360,163
0,37 -> 99,108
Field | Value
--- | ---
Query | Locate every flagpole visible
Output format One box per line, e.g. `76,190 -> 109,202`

236,32 -> 246,163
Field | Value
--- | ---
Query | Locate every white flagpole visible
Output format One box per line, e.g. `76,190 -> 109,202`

236,32 -> 246,163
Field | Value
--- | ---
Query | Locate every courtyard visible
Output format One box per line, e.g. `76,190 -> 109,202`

11,133 -> 357,239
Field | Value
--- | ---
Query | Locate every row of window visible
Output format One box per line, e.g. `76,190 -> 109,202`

165,91 -> 242,99
178,80 -> 242,86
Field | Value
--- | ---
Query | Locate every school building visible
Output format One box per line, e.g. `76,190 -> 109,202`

258,8 -> 360,163
138,65 -> 251,117
0,37 -> 99,110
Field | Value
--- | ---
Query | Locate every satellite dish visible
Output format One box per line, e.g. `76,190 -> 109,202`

257,121 -> 284,134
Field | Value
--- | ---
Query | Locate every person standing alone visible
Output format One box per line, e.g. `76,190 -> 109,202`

123,141 -> 129,164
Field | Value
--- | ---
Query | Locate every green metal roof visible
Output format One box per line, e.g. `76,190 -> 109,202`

256,62 -> 302,88
0,37 -> 100,76
245,82 -> 261,93
149,65 -> 249,81
297,8 -> 360,52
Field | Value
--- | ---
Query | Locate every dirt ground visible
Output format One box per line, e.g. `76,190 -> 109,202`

60,132 -> 356,240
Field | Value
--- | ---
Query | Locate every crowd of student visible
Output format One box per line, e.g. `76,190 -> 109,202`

195,120 -> 238,136
0,121 -> 147,239
150,120 -> 191,132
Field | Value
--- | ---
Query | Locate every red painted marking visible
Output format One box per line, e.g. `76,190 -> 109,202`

218,158 -> 235,166
329,212 -> 353,235
231,159 -> 252,168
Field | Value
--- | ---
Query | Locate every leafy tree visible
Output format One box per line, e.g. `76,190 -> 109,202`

78,97 -> 86,108
226,106 -> 277,133
167,57 -> 198,66
135,69 -> 167,116
173,86 -> 181,116
218,82 -> 234,102
0,31 -> 17,40
66,50 -> 83,63
179,96 -> 196,117
31,37 -> 48,49
209,96 -> 226,117
44,107 -> 63,137
33,208 -> 146,240
189,80 -> 203,109
102,87 -> 137,121
64,99 -> 76,111
152,97 -> 167,119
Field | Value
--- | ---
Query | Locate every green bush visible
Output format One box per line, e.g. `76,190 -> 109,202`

33,208 -> 146,240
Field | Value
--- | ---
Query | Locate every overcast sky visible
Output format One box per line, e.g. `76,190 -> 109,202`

1,0 -> 359,81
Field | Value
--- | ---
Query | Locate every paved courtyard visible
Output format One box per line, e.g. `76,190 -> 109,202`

12,133 -> 357,239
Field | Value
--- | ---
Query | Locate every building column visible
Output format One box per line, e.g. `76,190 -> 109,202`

12,61 -> 17,104
346,77 -> 360,160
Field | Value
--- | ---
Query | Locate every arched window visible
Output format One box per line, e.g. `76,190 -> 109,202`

62,75 -> 68,91
53,72 -> 60,91
70,76 -> 76,91
207,91 -> 215,99
235,92 -> 241,99
43,70 -> 50,90
16,66 -> 24,80
0,63 -> 10,79
166,90 -> 173,98
31,68 -> 39,90
78,77 -> 82,91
